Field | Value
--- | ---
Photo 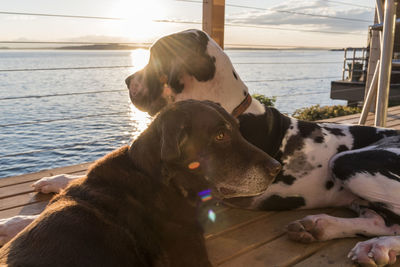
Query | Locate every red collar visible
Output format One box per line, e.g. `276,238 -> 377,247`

231,93 -> 252,118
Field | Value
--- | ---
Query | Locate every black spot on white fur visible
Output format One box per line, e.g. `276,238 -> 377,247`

370,202 -> 400,227
349,126 -> 398,149
324,127 -> 345,136
232,70 -> 238,80
336,145 -> 349,153
239,107 -> 291,157
332,150 -> 400,182
283,135 -> 304,158
258,195 -> 306,210
314,136 -> 324,143
273,173 -> 296,185
325,181 -> 334,190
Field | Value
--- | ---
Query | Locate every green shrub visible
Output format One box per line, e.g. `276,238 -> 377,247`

252,94 -> 276,107
292,105 -> 361,121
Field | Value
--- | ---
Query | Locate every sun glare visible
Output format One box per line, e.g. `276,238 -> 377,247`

111,0 -> 164,40
130,49 -> 150,72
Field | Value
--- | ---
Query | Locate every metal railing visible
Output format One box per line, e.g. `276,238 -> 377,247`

341,47 -> 368,82
359,0 -> 398,126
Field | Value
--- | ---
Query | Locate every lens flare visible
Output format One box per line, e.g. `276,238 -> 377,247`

198,189 -> 212,202
208,210 -> 216,222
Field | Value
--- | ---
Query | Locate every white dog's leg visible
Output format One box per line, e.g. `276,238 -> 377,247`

0,215 -> 38,246
32,174 -> 83,193
287,208 -> 400,243
348,236 -> 400,267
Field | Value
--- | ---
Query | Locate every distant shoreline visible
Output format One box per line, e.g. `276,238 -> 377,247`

0,44 -> 343,51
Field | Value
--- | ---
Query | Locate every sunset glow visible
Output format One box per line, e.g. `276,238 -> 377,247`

130,49 -> 150,72
111,0 -> 166,40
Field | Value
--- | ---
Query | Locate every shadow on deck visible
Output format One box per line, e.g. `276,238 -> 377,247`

1,106 -> 400,266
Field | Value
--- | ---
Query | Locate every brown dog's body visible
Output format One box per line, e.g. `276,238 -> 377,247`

0,100 -> 279,266
0,146 -> 209,267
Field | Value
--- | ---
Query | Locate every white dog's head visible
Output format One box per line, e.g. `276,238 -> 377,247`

125,29 -> 263,116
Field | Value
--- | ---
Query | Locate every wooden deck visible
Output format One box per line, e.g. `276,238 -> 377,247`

1,106 -> 400,266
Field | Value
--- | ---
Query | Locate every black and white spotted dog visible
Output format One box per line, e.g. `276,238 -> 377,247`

2,29 -> 400,266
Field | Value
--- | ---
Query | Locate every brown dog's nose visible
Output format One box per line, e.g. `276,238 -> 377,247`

125,74 -> 134,87
265,158 -> 282,178
270,162 -> 282,177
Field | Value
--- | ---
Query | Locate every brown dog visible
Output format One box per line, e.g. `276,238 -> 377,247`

0,100 -> 280,267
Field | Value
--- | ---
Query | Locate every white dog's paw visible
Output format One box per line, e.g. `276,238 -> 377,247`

348,237 -> 400,267
0,215 -> 38,246
32,174 -> 80,193
286,214 -> 332,243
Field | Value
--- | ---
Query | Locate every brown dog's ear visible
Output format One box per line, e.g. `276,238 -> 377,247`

159,110 -> 187,162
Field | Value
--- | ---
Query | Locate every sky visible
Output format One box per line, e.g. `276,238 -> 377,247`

0,0 -> 376,48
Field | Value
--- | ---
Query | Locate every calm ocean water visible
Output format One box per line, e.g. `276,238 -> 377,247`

0,49 -> 346,178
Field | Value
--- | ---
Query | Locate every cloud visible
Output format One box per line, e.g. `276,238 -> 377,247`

226,0 -> 374,32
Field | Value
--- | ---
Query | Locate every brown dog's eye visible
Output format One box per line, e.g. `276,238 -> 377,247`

215,131 -> 225,141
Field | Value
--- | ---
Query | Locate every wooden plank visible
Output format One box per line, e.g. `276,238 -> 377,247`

218,234 -> 333,267
0,171 -> 86,199
203,208 -> 269,238
296,238 -> 400,267
207,208 -> 334,265
320,105 -> 400,124
0,162 -> 91,187
293,238 -> 363,267
216,208 -> 356,266
0,201 -> 48,218
0,192 -> 52,212
388,121 -> 400,129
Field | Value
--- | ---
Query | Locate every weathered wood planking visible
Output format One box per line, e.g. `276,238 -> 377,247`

321,105 -> 400,129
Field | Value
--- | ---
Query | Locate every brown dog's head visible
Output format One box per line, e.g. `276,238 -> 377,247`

151,100 -> 281,200
125,30 -> 216,116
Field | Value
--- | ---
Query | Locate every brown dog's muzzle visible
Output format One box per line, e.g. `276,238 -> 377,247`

266,158 -> 282,179
125,74 -> 134,87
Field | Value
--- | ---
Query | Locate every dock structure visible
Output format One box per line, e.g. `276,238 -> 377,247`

1,106 -> 400,266
331,0 -> 400,127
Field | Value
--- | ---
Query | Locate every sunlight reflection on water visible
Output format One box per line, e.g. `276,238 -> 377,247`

128,103 -> 152,140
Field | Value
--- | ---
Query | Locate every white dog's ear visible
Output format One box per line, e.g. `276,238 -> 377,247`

183,53 -> 216,82
166,61 -> 185,93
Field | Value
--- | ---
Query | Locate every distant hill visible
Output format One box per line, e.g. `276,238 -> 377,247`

56,44 -> 150,50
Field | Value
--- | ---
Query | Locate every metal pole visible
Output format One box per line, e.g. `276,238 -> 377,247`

376,0 -> 383,23
351,48 -> 356,81
375,0 -> 397,127
342,48 -> 347,80
359,60 -> 380,125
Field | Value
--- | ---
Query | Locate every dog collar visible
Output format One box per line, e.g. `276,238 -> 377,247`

231,92 -> 252,118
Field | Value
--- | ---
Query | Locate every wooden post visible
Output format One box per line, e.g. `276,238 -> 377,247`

375,0 -> 397,127
364,0 -> 382,112
203,0 -> 225,49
